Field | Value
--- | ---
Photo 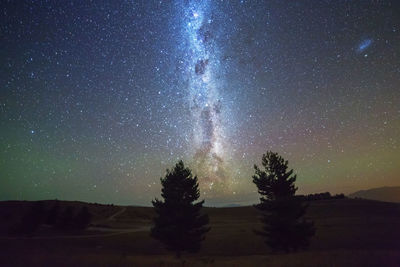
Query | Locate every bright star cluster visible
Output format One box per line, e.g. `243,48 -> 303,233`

0,1 -> 399,206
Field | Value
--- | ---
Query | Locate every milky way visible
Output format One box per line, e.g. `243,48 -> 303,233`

182,1 -> 234,195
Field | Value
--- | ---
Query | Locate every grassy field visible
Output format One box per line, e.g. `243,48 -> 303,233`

0,198 -> 399,266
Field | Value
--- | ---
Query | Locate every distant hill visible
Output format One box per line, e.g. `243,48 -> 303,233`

349,186 -> 400,203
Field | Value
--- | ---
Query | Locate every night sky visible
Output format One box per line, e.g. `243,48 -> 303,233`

1,0 -> 399,206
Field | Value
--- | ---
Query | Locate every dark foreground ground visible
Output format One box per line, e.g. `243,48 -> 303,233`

0,198 -> 399,266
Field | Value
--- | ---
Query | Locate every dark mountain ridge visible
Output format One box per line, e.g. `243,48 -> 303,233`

349,186 -> 400,203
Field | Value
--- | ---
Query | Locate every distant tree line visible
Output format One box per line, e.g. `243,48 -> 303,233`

296,192 -> 345,201
11,201 -> 91,236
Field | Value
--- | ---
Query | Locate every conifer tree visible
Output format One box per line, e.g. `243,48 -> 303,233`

151,160 -> 210,257
253,151 -> 315,252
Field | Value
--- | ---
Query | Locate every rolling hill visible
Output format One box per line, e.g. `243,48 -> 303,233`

349,186 -> 400,203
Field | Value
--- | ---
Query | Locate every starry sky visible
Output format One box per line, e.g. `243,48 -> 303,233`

1,0 -> 399,206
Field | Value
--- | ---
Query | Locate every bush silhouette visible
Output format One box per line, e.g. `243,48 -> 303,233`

73,206 -> 92,230
151,160 -> 210,257
253,151 -> 315,252
57,206 -> 74,230
13,201 -> 45,235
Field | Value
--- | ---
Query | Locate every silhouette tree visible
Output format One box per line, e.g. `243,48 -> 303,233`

151,160 -> 210,257
73,206 -> 92,230
253,151 -> 315,252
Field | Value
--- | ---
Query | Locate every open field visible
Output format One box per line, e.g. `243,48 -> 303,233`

0,198 -> 399,266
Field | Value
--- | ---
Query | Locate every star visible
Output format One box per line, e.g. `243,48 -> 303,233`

0,0 -> 399,206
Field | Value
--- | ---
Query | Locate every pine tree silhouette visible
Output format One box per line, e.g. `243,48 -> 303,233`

151,160 -> 210,257
253,151 -> 315,252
